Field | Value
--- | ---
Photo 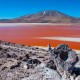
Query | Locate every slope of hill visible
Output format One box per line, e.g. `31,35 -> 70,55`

0,10 -> 80,23
0,40 -> 80,80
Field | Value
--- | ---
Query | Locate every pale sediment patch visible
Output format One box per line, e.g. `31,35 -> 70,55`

0,23 -> 78,27
0,23 -> 22,27
37,37 -> 80,42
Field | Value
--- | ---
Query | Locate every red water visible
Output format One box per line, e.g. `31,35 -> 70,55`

0,25 -> 80,50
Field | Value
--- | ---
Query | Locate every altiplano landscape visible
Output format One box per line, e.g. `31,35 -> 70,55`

0,0 -> 80,79
0,10 -> 80,80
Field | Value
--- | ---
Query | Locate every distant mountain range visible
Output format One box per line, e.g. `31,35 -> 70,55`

0,10 -> 80,23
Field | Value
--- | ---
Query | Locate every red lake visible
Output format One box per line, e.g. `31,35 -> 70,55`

0,24 -> 80,50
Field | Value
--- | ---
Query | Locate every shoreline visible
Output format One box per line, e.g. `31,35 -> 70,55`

0,23 -> 80,27
35,46 -> 80,54
37,37 -> 80,42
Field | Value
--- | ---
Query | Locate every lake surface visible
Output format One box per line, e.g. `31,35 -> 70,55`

0,24 -> 80,50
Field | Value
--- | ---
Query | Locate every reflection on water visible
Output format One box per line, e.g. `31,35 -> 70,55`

0,25 -> 80,50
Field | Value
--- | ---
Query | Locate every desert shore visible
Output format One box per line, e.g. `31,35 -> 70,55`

0,41 -> 80,80
37,46 -> 80,53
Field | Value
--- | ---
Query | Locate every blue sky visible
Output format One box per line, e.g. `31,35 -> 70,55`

0,0 -> 80,19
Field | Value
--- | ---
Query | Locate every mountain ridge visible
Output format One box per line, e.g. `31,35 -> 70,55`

0,10 -> 80,23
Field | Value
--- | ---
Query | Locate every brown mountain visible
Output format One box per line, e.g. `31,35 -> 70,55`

0,10 -> 80,23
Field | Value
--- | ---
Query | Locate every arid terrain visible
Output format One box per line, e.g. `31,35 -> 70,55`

0,40 -> 50,80
0,1 -> 80,80
0,40 -> 80,80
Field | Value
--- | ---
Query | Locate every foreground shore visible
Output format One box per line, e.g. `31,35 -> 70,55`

0,41 -> 80,80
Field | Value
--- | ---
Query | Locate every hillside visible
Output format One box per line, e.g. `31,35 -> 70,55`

0,40 -> 80,80
0,10 -> 80,23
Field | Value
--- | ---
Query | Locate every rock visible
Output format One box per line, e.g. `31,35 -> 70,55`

27,59 -> 41,64
1,59 -> 20,70
72,67 -> 80,76
0,41 -> 80,80
27,59 -> 41,69
75,76 -> 80,80
46,60 -> 56,70
48,44 -> 52,51
10,62 -> 21,69
22,63 -> 61,80
49,44 -> 79,80
22,54 -> 30,61
66,50 -> 79,65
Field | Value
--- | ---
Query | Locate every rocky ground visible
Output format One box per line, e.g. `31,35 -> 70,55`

0,40 -> 80,80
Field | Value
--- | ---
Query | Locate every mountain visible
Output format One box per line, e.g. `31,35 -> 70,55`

0,10 -> 80,23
